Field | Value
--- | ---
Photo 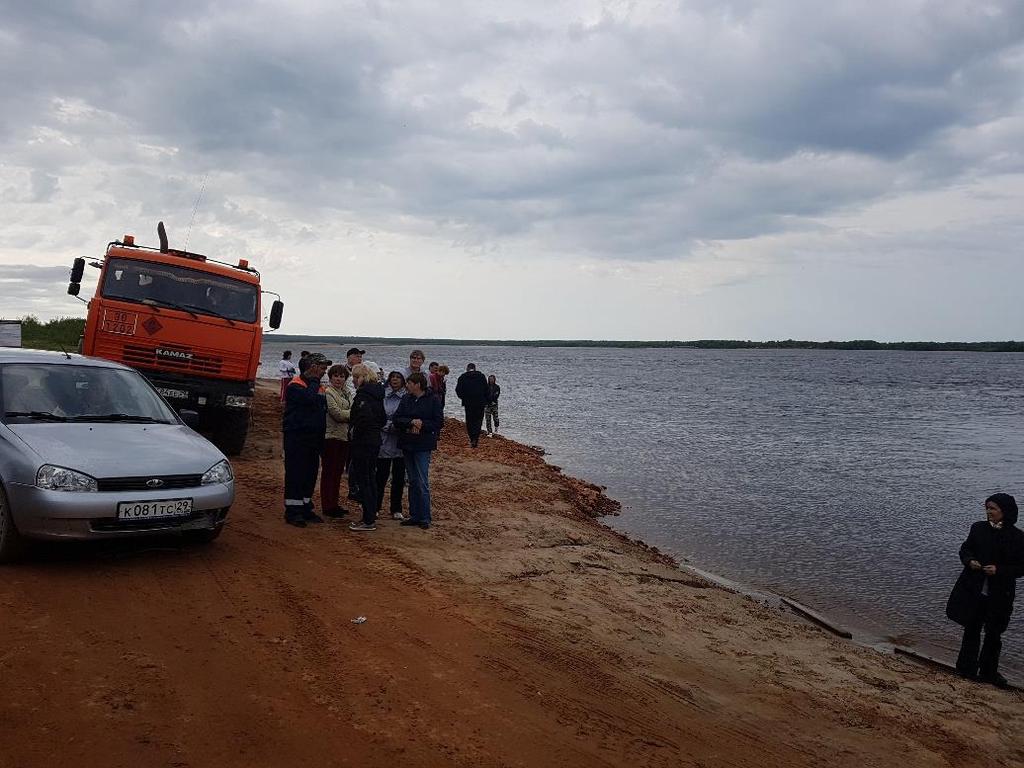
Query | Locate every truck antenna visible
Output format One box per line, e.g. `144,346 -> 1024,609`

184,172 -> 209,252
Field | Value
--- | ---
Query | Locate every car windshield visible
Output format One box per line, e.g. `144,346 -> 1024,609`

0,364 -> 178,424
101,257 -> 258,323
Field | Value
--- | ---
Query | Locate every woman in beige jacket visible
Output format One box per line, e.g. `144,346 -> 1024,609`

321,364 -> 354,517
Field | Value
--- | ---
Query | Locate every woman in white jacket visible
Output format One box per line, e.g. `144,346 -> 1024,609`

321,364 -> 354,518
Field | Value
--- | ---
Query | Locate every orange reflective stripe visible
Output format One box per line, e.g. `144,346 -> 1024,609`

288,375 -> 325,393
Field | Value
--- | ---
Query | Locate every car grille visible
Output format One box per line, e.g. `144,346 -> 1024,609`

90,508 -> 228,532
96,475 -> 204,492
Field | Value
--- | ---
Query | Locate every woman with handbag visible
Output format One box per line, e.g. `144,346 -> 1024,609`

947,492 -> 1024,688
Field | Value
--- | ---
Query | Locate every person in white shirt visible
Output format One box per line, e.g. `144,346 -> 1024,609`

344,347 -> 366,394
402,349 -> 427,380
278,350 -> 297,402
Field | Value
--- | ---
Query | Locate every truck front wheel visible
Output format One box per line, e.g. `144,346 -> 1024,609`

213,409 -> 250,456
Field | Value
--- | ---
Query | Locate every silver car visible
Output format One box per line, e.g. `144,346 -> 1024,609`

0,349 -> 234,561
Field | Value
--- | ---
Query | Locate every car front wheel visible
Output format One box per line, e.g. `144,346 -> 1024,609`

0,484 -> 27,564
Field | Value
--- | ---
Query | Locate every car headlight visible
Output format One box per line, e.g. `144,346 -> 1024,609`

36,465 -> 98,492
201,459 -> 234,485
224,395 -> 251,408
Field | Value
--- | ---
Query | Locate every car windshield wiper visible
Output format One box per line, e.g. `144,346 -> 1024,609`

3,411 -> 68,422
68,413 -> 170,424
141,298 -> 199,319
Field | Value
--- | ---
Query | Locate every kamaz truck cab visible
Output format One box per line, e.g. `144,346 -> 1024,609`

68,222 -> 283,455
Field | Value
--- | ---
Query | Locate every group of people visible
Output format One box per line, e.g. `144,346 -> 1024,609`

278,347 -> 502,534
277,347 -> 1024,688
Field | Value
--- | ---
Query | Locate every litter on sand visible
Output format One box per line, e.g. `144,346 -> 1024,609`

351,616 -> 367,624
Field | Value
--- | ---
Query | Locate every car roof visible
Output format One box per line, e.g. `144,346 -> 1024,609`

0,348 -> 131,371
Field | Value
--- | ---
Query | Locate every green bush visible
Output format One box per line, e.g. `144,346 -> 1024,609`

20,316 -> 86,352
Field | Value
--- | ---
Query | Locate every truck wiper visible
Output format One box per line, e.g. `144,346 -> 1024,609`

141,298 -> 199,318
3,411 -> 68,422
68,413 -> 170,424
178,303 -> 236,325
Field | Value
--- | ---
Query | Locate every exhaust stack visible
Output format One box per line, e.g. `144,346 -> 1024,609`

157,221 -> 169,253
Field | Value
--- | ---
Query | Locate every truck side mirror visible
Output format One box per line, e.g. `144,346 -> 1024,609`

269,300 -> 284,330
69,257 -> 86,283
67,282 -> 81,296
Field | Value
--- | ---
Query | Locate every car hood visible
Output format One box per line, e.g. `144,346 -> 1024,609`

7,423 -> 226,478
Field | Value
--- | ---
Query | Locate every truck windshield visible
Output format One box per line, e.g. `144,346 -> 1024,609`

101,257 -> 258,323
0,364 -> 178,424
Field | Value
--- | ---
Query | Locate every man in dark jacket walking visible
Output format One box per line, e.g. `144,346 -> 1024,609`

282,353 -> 329,528
347,364 -> 387,532
947,492 -> 1024,688
455,363 -> 489,448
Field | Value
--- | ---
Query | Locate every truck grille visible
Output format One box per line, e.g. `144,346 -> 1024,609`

97,475 -> 204,492
124,343 -> 222,375
92,336 -> 251,380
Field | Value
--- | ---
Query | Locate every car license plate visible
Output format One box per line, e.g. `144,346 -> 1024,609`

117,498 -> 193,520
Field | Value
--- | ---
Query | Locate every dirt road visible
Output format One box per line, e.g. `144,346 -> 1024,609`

1,385 -> 1022,767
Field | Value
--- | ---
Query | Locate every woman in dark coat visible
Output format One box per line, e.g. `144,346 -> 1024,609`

346,364 -> 386,532
947,492 -> 1024,688
392,372 -> 443,529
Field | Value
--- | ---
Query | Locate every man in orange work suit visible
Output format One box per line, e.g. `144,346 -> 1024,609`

282,352 -> 329,527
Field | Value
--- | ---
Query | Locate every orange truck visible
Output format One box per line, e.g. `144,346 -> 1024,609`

68,222 -> 284,455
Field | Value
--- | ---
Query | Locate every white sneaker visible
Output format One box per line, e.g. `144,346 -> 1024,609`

391,512 -> 406,521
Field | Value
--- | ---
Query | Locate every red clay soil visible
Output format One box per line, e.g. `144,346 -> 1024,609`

1,384 -> 1022,768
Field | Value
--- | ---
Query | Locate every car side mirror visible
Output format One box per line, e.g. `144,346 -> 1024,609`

179,409 -> 200,429
269,300 -> 284,330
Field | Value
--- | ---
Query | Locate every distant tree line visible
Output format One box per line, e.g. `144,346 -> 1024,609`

687,339 -> 1024,352
13,320 -> 1022,353
275,334 -> 1024,352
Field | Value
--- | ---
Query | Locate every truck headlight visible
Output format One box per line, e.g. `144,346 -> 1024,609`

36,465 -> 99,492
201,460 -> 234,485
224,395 -> 251,408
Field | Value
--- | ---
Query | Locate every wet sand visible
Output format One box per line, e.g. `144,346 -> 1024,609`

1,383 -> 1022,768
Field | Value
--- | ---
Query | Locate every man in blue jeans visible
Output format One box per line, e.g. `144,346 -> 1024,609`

392,372 -> 443,529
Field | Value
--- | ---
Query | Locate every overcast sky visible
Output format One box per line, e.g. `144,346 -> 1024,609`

1,0 -> 1022,341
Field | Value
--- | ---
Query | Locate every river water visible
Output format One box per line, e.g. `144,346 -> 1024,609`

259,342 -> 1024,675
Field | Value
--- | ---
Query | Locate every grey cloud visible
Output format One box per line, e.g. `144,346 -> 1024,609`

0,0 -> 1022,266
0,264 -> 70,282
505,88 -> 529,114
0,264 -> 78,317
30,170 -> 59,202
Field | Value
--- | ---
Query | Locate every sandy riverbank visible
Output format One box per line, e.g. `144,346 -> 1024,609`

1,382 -> 1022,768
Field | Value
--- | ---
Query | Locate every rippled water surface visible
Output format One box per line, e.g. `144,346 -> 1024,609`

261,343 -> 1024,674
